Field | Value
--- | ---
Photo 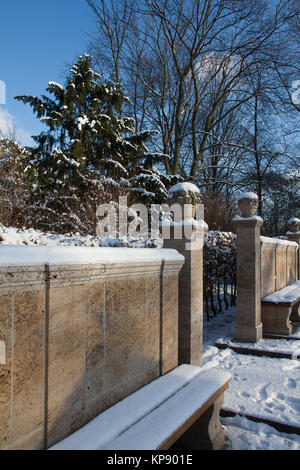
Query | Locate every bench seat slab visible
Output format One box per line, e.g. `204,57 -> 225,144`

261,281 -> 300,335
50,364 -> 203,450
50,366 -> 231,451
102,369 -> 231,450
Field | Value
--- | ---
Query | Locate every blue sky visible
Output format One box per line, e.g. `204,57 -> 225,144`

0,0 -> 95,145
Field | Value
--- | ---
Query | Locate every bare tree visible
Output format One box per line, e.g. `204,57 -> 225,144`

86,0 -> 297,201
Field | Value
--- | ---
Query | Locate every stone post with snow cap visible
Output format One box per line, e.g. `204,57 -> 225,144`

286,217 -> 300,279
286,218 -> 300,245
163,182 -> 208,366
233,192 -> 263,342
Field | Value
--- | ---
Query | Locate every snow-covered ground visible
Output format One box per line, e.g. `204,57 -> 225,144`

203,305 -> 300,450
221,415 -> 300,450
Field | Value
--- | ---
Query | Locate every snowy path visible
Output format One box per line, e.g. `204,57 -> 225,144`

203,305 -> 300,450
221,415 -> 300,450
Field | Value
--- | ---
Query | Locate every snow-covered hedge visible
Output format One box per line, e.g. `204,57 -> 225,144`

0,224 -> 162,248
0,224 -> 237,318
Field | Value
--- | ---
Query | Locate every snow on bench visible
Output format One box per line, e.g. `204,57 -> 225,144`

50,365 -> 231,451
262,281 -> 300,305
262,281 -> 300,336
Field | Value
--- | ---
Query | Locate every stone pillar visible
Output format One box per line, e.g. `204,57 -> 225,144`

286,217 -> 300,279
234,192 -> 263,342
163,183 -> 208,366
286,218 -> 300,322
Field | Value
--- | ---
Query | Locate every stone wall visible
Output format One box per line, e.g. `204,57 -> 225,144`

234,192 -> 299,342
260,237 -> 298,299
0,247 -> 184,450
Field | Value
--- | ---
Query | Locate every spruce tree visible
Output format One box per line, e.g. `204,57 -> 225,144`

16,55 -> 181,234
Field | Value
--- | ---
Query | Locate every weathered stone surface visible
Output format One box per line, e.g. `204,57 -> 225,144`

287,243 -> 298,285
0,265 -> 45,294
175,394 -> 226,450
46,285 -> 88,447
12,291 -> 45,444
2,427 -> 44,450
286,233 -> 300,281
275,243 -> 288,291
145,276 -> 160,371
287,232 -> 300,245
260,239 -> 276,298
0,294 -> 12,449
237,193 -> 259,218
234,218 -> 263,342
161,274 -> 179,374
164,235 -> 204,366
104,278 -> 149,390
85,282 -> 105,402
0,251 -> 184,450
261,303 -> 293,335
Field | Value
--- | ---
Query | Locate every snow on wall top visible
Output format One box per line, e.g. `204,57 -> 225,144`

0,245 -> 184,267
260,236 -> 298,247
168,182 -> 200,196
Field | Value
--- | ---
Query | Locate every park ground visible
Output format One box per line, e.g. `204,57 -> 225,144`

203,304 -> 300,450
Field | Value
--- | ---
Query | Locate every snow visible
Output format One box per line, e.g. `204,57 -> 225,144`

76,115 -> 89,131
233,215 -> 263,222
48,81 -> 63,90
203,304 -> 300,447
50,366 -> 230,450
222,415 -> 300,450
0,245 -> 183,266
237,191 -> 258,200
160,218 -> 208,229
101,369 -> 231,450
260,236 -> 298,247
262,281 -> 300,303
50,364 -> 207,450
167,182 -> 200,196
0,224 -> 163,249
217,335 -> 300,358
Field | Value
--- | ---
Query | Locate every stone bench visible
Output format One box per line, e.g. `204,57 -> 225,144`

261,281 -> 300,335
50,365 -> 231,451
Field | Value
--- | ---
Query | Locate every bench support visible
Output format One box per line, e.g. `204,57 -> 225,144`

261,303 -> 292,335
290,303 -> 300,323
174,394 -> 225,450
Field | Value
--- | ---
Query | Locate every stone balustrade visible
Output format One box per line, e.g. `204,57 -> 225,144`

261,237 -> 298,298
0,182 -> 209,450
0,246 -> 184,450
234,193 -> 299,342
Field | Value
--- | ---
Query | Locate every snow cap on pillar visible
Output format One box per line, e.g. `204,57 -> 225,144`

237,191 -> 259,218
167,182 -> 201,220
287,217 -> 300,234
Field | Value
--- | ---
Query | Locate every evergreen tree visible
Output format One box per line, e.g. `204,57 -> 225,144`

16,55 -> 180,234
